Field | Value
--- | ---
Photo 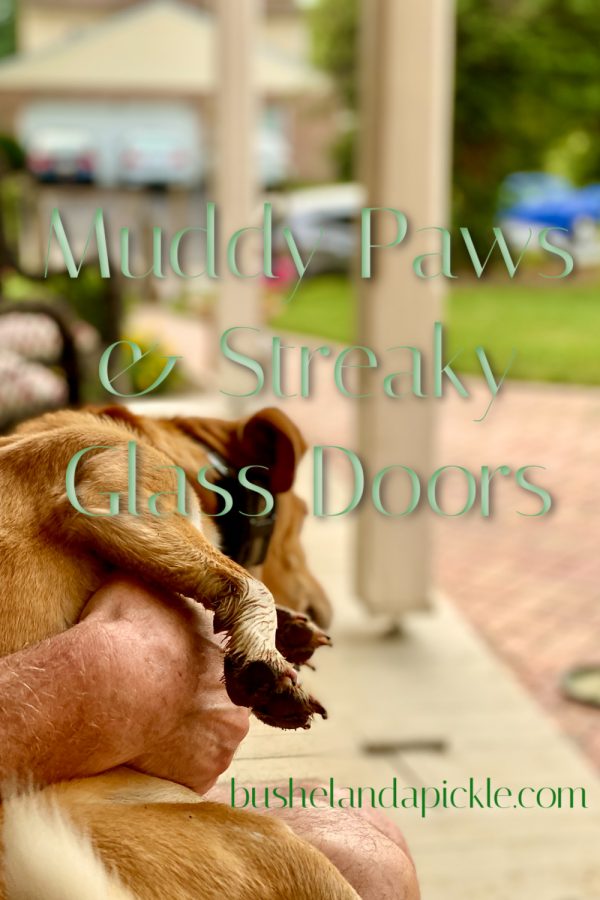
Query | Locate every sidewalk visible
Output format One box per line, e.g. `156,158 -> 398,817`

436,379 -> 600,770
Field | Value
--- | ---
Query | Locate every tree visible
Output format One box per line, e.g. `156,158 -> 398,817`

310,0 -> 600,251
310,0 -> 359,180
310,0 -> 358,110
454,0 -> 600,245
0,0 -> 16,60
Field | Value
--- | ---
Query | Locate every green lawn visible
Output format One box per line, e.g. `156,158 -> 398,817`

269,275 -> 600,385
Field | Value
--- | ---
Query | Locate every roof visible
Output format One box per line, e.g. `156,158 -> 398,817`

0,0 -> 326,97
24,0 -> 299,12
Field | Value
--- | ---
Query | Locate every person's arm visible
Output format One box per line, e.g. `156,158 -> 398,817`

0,578 -> 249,794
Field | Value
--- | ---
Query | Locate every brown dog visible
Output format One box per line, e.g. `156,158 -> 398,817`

0,405 -> 357,899
0,404 -> 331,727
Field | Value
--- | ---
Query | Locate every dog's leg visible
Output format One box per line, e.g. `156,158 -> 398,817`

54,442 -> 326,729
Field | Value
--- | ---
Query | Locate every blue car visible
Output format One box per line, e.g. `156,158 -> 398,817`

500,172 -> 600,234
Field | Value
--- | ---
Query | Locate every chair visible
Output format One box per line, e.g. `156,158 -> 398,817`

0,298 -> 82,432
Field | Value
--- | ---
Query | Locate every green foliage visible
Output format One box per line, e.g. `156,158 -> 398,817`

0,135 -> 25,173
310,0 -> 359,110
454,0 -> 600,248
50,268 -> 114,339
331,125 -> 357,183
0,0 -> 16,60
3,267 -> 115,341
120,332 -> 185,396
308,0 -> 359,179
309,0 -> 600,251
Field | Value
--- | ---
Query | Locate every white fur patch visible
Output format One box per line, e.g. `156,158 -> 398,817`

187,487 -> 203,533
3,793 -> 135,900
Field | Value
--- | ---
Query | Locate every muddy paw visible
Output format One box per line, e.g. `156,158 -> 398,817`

251,684 -> 328,730
275,607 -> 332,667
224,655 -> 327,729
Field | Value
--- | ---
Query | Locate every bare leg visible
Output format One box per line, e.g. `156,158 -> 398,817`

207,782 -> 420,900
268,806 -> 419,900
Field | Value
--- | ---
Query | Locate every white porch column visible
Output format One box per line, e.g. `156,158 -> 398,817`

356,0 -> 455,619
216,0 -> 262,408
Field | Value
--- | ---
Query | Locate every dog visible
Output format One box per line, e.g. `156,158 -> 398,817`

0,404 -> 358,899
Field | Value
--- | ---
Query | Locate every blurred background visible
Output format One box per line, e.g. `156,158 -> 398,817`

1,1 -> 599,897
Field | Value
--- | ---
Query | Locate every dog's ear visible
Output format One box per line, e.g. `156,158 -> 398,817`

237,408 -> 307,494
174,407 -> 307,494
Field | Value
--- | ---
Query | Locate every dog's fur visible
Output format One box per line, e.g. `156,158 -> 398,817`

0,405 -> 356,899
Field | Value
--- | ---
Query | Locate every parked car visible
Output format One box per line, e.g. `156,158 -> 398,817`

499,171 -> 600,238
26,127 -> 96,183
118,129 -> 204,188
497,172 -> 572,214
498,173 -> 600,266
275,183 -> 365,275
20,101 -> 205,188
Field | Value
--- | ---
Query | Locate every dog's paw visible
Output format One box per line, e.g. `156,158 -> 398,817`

275,607 -> 332,667
224,654 -> 327,729
251,684 -> 328,730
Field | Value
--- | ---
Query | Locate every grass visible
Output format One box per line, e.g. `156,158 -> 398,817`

269,275 -> 357,345
268,274 -> 600,385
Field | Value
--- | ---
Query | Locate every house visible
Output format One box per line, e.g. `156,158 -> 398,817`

0,0 -> 336,182
18,0 -> 303,56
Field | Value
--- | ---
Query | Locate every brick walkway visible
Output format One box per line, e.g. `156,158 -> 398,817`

435,379 -> 600,769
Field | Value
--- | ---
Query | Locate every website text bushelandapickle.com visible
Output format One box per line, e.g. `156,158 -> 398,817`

230,778 -> 587,820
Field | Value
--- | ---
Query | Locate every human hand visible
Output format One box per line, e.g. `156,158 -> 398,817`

81,577 -> 250,794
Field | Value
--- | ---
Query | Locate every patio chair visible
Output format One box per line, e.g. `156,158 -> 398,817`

0,298 -> 82,433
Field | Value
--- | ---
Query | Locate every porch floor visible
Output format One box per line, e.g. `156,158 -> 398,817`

213,456 -> 599,900
227,498 -> 600,899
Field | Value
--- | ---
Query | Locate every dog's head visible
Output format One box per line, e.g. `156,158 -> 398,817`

99,405 -> 333,628
173,407 -> 333,629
